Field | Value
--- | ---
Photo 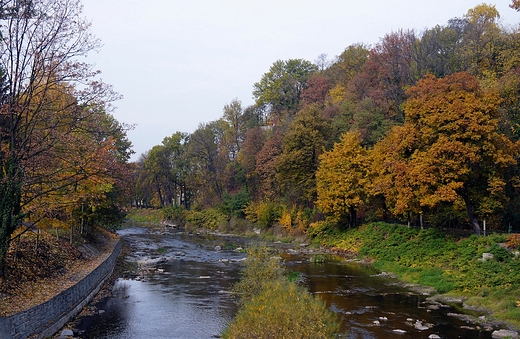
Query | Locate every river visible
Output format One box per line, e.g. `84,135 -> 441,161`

72,222 -> 505,338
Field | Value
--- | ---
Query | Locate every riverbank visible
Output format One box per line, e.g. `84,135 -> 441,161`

127,209 -> 520,333
0,228 -> 118,318
311,222 -> 520,331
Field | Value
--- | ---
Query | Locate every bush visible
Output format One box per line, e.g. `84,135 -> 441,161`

244,200 -> 282,228
185,208 -> 227,230
222,279 -> 340,339
160,205 -> 187,225
231,245 -> 285,303
221,189 -> 251,218
223,244 -> 340,339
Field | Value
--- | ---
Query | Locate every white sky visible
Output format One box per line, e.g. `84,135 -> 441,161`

81,1 -> 519,161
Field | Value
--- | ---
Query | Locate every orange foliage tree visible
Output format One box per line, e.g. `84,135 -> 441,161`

376,72 -> 518,234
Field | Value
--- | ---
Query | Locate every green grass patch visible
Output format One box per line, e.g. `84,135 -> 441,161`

127,208 -> 162,223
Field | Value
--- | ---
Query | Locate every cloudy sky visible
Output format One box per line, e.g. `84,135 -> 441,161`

81,1 -> 519,161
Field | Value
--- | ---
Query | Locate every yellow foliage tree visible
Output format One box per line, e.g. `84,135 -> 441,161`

316,131 -> 369,228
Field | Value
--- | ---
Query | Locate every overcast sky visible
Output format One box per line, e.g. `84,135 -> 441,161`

81,1 -> 519,161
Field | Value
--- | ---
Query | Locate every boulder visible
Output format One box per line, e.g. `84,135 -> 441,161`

492,329 -> 519,339
414,321 -> 429,331
480,253 -> 494,262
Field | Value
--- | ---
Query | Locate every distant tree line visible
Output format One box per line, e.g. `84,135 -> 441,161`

133,3 -> 520,236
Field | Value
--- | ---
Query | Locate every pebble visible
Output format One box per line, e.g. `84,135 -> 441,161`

429,335 -> 441,339
373,320 -> 380,326
379,316 -> 388,321
393,329 -> 407,334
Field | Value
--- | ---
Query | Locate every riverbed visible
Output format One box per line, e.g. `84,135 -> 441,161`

72,223 -> 508,338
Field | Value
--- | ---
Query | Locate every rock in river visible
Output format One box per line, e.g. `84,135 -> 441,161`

492,329 -> 519,338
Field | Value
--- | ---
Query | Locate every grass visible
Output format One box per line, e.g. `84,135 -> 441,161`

223,244 -> 340,338
126,208 -> 162,223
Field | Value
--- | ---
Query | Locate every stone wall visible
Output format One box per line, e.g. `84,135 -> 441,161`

0,239 -> 121,339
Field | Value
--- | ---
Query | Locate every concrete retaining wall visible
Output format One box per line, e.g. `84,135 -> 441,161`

0,239 -> 121,339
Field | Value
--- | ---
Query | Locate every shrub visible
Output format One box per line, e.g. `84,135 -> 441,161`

224,244 -> 340,339
160,205 -> 187,225
279,206 -> 317,232
185,208 -> 227,230
223,279 -> 340,339
244,200 -> 282,228
221,189 -> 251,218
507,234 -> 520,250
231,245 -> 284,303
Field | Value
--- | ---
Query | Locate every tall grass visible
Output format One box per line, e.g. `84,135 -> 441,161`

222,244 -> 340,339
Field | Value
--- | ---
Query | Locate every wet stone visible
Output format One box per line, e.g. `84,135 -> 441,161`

492,329 -> 519,338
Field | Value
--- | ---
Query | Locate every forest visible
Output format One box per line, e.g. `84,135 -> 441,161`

133,2 -> 520,237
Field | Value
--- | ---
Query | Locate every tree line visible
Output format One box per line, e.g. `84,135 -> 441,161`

134,3 -> 520,236
0,0 -> 133,278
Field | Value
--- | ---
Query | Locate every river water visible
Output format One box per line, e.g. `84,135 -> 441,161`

73,223 -> 504,339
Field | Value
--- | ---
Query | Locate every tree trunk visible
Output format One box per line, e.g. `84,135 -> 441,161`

350,206 -> 356,229
461,183 -> 481,235
0,158 -> 23,279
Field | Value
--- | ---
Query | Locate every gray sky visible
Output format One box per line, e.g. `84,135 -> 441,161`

81,1 -> 519,161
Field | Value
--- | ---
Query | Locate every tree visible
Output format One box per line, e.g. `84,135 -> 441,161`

253,59 -> 317,120
512,0 -> 520,11
222,99 -> 245,160
460,4 -> 505,78
240,127 -> 266,196
188,121 -> 227,206
389,72 -> 518,234
316,131 -> 369,228
0,0 -> 117,278
301,75 -> 331,107
276,104 -> 331,203
255,129 -> 282,200
413,25 -> 463,78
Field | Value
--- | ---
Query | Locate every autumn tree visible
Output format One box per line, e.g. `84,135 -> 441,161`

383,72 -> 518,234
240,127 -> 266,196
276,104 -> 331,204
460,4 -> 505,78
255,129 -> 283,200
188,121 -> 228,206
0,0 -> 119,278
316,131 -> 369,228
